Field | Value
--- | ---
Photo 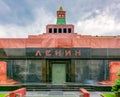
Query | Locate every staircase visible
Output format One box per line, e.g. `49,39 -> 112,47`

0,83 -> 112,91
21,83 -> 96,91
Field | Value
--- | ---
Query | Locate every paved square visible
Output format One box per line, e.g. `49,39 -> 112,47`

26,91 -> 81,97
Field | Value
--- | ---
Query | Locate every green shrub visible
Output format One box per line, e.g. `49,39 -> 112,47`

112,69 -> 120,97
102,93 -> 115,97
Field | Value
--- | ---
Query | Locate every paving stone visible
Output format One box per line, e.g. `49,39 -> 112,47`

49,91 -> 63,95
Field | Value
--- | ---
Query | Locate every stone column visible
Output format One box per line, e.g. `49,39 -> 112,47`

0,62 -> 7,84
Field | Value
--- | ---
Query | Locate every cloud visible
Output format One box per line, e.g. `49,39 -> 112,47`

0,0 -> 120,37
0,0 -> 10,14
0,25 -> 27,38
0,8 -> 56,38
76,3 -> 120,36
0,0 -> 34,26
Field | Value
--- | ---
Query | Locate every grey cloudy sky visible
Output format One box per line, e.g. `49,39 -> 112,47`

0,0 -> 120,37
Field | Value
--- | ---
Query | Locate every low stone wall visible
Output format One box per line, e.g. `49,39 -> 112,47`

79,88 -> 90,97
6,88 -> 26,97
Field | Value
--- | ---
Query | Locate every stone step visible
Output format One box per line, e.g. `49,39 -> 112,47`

0,84 -> 111,91
26,86 -> 94,91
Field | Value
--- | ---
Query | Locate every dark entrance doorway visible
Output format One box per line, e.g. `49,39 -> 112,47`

45,59 -> 75,83
52,63 -> 66,83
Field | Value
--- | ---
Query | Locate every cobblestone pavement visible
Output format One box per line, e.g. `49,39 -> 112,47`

90,91 -> 113,97
27,91 -> 107,97
26,91 -> 81,97
0,91 -> 112,97
90,92 -> 102,97
26,91 -> 113,97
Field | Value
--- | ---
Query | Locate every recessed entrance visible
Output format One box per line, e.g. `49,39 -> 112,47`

44,59 -> 75,83
52,63 -> 66,83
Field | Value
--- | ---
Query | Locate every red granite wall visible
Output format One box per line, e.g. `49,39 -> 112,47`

0,62 -> 7,84
109,62 -> 120,82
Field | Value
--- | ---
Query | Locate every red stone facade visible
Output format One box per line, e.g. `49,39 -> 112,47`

0,5 -> 120,86
0,33 -> 120,48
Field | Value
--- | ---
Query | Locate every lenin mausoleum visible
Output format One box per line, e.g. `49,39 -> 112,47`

0,5 -> 120,89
